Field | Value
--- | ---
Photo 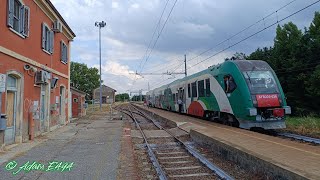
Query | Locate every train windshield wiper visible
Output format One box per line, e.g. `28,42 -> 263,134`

246,71 -> 252,84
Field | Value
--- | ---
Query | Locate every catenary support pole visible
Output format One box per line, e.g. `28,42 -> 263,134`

184,54 -> 187,77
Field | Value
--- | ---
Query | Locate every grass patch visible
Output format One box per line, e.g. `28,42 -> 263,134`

285,116 -> 320,138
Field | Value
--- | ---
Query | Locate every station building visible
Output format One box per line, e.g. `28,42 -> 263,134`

0,0 -> 76,147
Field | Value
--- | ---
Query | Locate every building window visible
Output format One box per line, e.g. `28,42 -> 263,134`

191,82 -> 197,97
7,0 -> 30,37
198,80 -> 205,97
60,41 -> 68,63
205,78 -> 210,97
42,23 -> 54,54
7,75 -> 17,89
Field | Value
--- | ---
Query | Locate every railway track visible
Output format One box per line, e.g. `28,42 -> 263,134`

117,104 -> 234,180
277,132 -> 320,145
132,103 -> 320,146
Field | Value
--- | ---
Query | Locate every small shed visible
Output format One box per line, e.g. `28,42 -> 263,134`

93,85 -> 116,104
71,87 -> 86,118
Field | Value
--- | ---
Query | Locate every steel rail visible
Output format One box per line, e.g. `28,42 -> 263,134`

278,132 -> 320,145
122,106 -> 168,180
131,104 -> 235,180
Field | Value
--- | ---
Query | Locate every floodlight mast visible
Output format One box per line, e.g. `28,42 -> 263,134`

95,21 -> 106,112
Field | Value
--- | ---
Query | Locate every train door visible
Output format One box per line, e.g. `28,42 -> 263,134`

186,83 -> 191,113
178,87 -> 185,113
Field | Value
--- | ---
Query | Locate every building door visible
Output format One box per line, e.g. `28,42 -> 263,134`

5,76 -> 17,145
72,95 -> 79,118
102,97 -> 106,104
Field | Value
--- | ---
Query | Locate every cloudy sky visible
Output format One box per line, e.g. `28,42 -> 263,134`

51,0 -> 319,94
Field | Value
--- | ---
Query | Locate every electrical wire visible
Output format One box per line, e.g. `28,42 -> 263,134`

137,0 -> 170,72
186,0 -> 298,64
146,0 -> 298,75
132,0 -> 178,87
187,0 -> 320,70
139,0 -> 179,74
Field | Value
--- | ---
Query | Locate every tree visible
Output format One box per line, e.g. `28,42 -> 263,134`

131,95 -> 145,101
225,52 -> 247,61
115,93 -> 130,102
70,62 -> 101,100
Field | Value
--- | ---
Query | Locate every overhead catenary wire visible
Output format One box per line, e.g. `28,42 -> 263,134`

145,0 -> 298,75
187,0 -> 320,70
132,0 -> 170,85
132,0 -> 178,87
185,0 -> 298,64
139,0 -> 179,74
137,0 -> 170,72
144,0 -> 320,91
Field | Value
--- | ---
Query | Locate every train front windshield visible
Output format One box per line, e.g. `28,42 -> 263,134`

243,71 -> 279,94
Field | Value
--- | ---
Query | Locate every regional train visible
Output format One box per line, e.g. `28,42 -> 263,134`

146,60 -> 291,129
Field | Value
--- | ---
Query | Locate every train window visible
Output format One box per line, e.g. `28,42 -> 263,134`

205,79 -> 210,97
192,82 -> 197,97
188,84 -> 191,97
224,75 -> 237,93
172,93 -> 175,102
198,80 -> 205,97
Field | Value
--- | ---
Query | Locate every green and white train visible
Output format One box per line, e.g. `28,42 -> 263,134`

146,60 -> 291,129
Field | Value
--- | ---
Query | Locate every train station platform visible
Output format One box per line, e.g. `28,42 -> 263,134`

137,105 -> 320,180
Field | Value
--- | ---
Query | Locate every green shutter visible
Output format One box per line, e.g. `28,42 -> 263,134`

23,6 -> 30,37
60,41 -> 63,61
65,44 -> 68,63
49,31 -> 54,53
42,23 -> 46,49
20,5 -> 25,34
7,0 -> 14,28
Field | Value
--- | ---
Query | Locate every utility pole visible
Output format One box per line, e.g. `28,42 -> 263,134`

95,21 -> 106,112
184,54 -> 187,77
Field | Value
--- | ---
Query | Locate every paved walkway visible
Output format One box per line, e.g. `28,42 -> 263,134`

140,106 -> 320,180
0,112 -> 123,180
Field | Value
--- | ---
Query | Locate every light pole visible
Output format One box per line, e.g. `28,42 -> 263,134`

95,21 -> 106,112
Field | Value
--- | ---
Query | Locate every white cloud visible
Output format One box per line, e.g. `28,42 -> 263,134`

112,1 -> 119,9
131,3 -> 140,9
176,22 -> 214,39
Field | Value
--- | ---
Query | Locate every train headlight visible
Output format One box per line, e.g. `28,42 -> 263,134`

283,106 -> 291,114
248,108 -> 257,116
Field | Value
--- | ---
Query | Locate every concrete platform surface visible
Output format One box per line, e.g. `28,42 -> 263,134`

139,106 -> 320,180
0,113 -> 123,180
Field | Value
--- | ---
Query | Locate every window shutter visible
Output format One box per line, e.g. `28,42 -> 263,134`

65,44 -> 68,63
20,6 -> 25,34
49,31 -> 54,53
7,0 -> 14,28
41,23 -> 46,49
60,41 -> 63,61
23,6 -> 30,37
